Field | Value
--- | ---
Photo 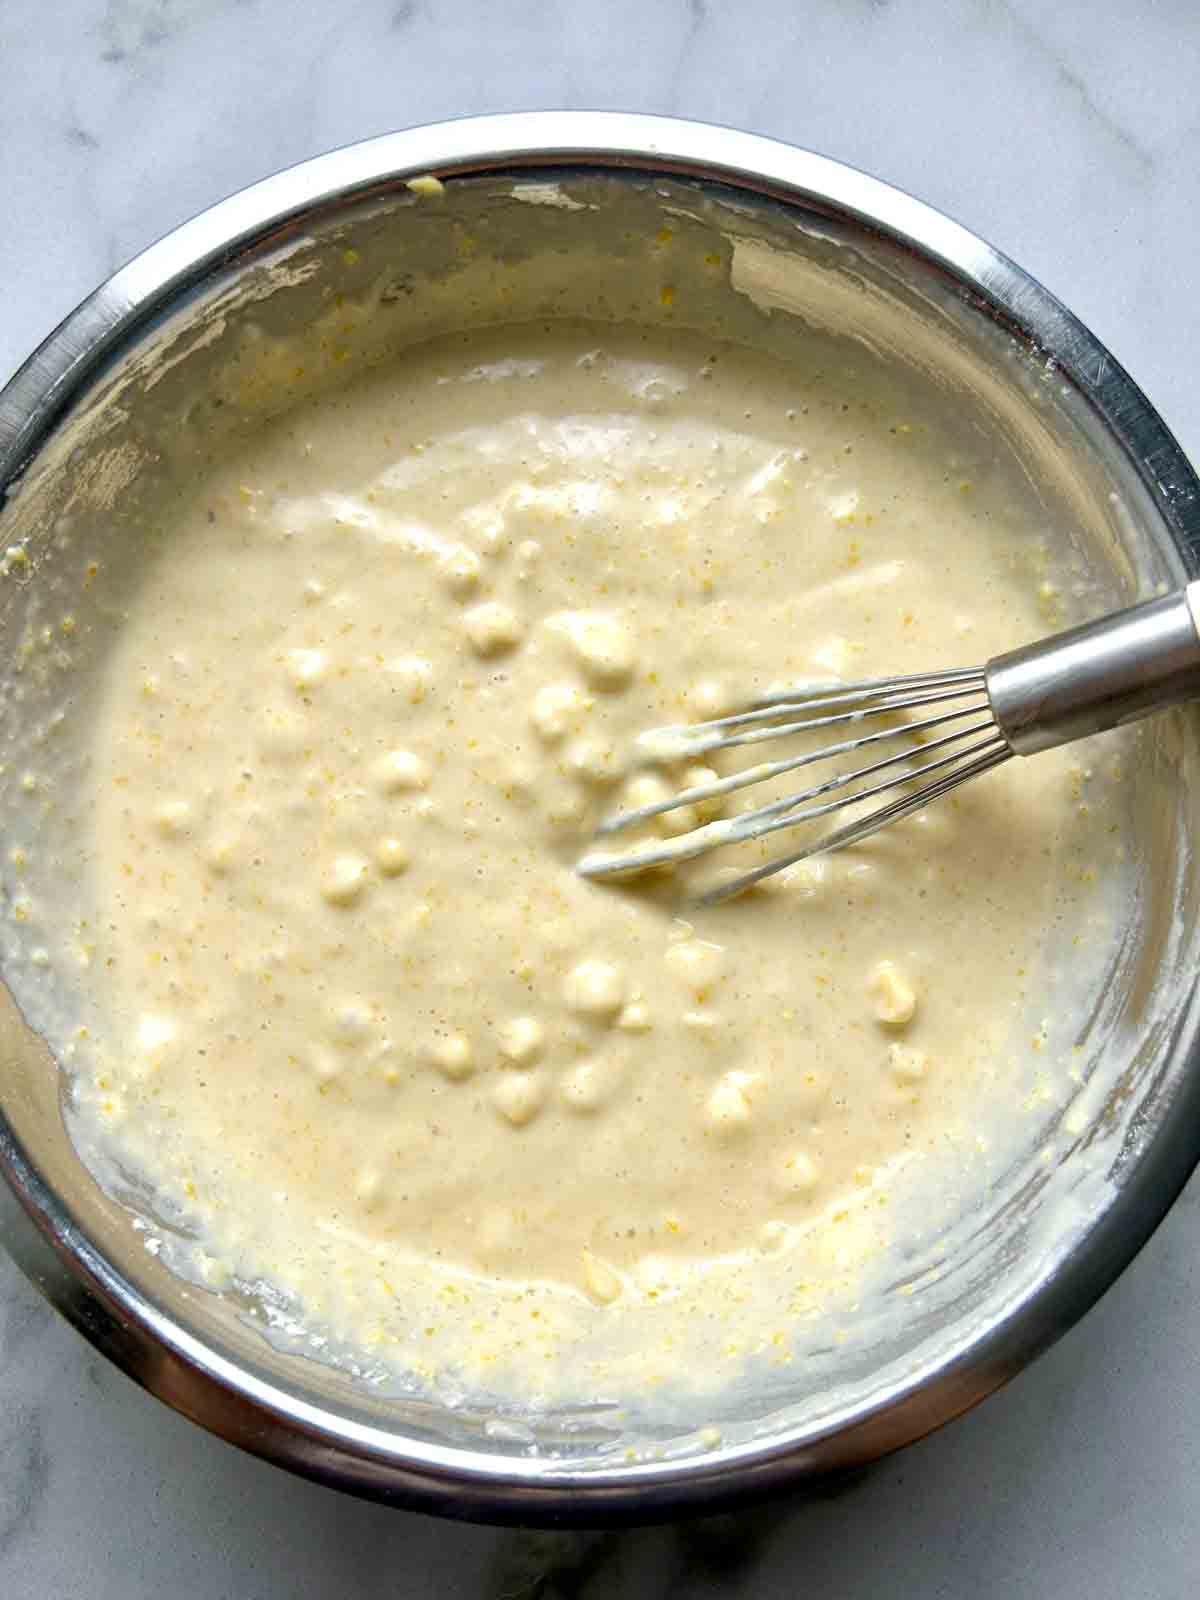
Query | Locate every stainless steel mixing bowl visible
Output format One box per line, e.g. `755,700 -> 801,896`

3,113 -> 1200,1523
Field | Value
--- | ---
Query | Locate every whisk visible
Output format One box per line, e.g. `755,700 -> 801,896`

578,583 -> 1200,904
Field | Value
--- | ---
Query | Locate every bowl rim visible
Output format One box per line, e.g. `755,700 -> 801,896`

3,110 -> 1200,1523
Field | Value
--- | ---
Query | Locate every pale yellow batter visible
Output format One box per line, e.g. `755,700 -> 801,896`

68,321 -> 1118,1396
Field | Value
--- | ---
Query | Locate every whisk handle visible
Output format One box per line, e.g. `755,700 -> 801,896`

986,581 -> 1200,756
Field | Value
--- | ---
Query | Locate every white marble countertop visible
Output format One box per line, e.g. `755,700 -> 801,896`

3,1 -> 1200,1593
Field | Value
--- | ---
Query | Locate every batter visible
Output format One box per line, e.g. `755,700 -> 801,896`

66,320 -> 1118,1396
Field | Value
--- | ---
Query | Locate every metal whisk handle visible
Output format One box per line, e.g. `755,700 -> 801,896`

987,582 -> 1200,757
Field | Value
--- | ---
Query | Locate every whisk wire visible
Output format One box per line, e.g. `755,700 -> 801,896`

749,665 -> 988,710
578,668 -> 1012,894
600,698 -> 996,838
698,740 -> 1011,904
771,721 -> 1005,827
648,676 -> 990,760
